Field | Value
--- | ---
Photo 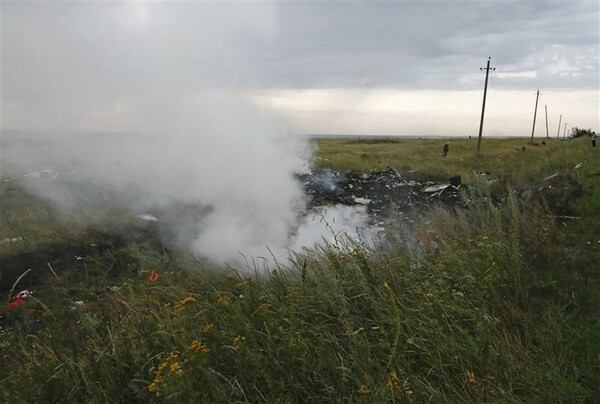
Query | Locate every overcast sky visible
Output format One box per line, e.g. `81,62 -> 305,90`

2,1 -> 599,136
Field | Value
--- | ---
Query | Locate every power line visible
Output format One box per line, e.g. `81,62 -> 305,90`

487,73 -> 512,135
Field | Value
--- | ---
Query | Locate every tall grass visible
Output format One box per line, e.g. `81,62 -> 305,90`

1,177 -> 597,402
1,137 -> 598,402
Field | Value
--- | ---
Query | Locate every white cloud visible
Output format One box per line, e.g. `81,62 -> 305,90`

496,71 -> 538,79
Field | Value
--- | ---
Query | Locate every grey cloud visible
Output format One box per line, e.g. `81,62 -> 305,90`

3,2 -> 280,130
261,1 -> 598,90
2,1 -> 598,131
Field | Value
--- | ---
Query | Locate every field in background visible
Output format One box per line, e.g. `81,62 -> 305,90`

315,137 -> 570,183
1,136 -> 598,402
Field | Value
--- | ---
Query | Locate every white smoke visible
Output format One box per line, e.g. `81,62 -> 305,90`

2,3 -> 378,269
290,204 -> 382,251
5,96 -> 379,267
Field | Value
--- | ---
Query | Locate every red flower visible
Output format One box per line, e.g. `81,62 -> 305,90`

8,298 -> 25,310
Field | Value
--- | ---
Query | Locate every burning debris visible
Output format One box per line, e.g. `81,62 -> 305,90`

297,166 -> 462,222
4,161 -> 463,271
285,167 -> 465,255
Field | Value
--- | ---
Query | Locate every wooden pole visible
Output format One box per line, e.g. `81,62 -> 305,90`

530,88 -> 540,142
476,57 -> 495,158
545,105 -> 549,138
556,114 -> 562,140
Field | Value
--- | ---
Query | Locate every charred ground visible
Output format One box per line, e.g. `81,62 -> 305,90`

0,165 -> 465,296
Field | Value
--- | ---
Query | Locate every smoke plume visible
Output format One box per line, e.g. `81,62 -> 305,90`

2,3 -> 377,268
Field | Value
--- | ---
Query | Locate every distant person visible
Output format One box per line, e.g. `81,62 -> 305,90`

442,142 -> 450,157
592,132 -> 597,147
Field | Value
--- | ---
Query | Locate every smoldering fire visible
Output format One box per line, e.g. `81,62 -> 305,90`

5,98 -> 378,268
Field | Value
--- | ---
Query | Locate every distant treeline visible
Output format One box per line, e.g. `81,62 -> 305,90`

570,127 -> 596,138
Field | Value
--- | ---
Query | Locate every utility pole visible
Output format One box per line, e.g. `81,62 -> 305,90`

477,57 -> 495,158
556,114 -> 562,140
544,105 -> 549,139
530,88 -> 540,143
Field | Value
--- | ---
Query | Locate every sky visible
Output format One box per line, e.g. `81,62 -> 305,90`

2,1 -> 599,136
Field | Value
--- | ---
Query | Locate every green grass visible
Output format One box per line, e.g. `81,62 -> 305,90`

313,137 -> 576,184
0,136 -> 598,402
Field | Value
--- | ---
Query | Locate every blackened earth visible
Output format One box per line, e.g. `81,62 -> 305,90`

297,166 -> 462,219
1,167 -> 462,297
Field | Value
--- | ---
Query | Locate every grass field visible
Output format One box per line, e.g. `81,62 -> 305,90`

1,136 -> 598,402
314,137 -> 585,184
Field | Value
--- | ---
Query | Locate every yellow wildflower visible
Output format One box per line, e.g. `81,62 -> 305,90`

169,362 -> 181,375
176,296 -> 196,312
157,361 -> 169,373
165,352 -> 179,361
202,323 -> 214,334
149,368 -> 164,395
233,335 -> 246,347
467,370 -> 476,383
384,280 -> 390,289
358,384 -> 371,394
403,380 -> 414,397
388,371 -> 401,390
188,339 -> 210,354
148,351 -> 180,396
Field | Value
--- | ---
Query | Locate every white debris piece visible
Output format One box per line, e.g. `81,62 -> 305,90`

24,172 -> 40,179
353,197 -> 372,205
24,169 -> 58,179
0,237 -> 23,245
423,184 -> 450,193
41,169 -> 58,179
136,214 -> 158,222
